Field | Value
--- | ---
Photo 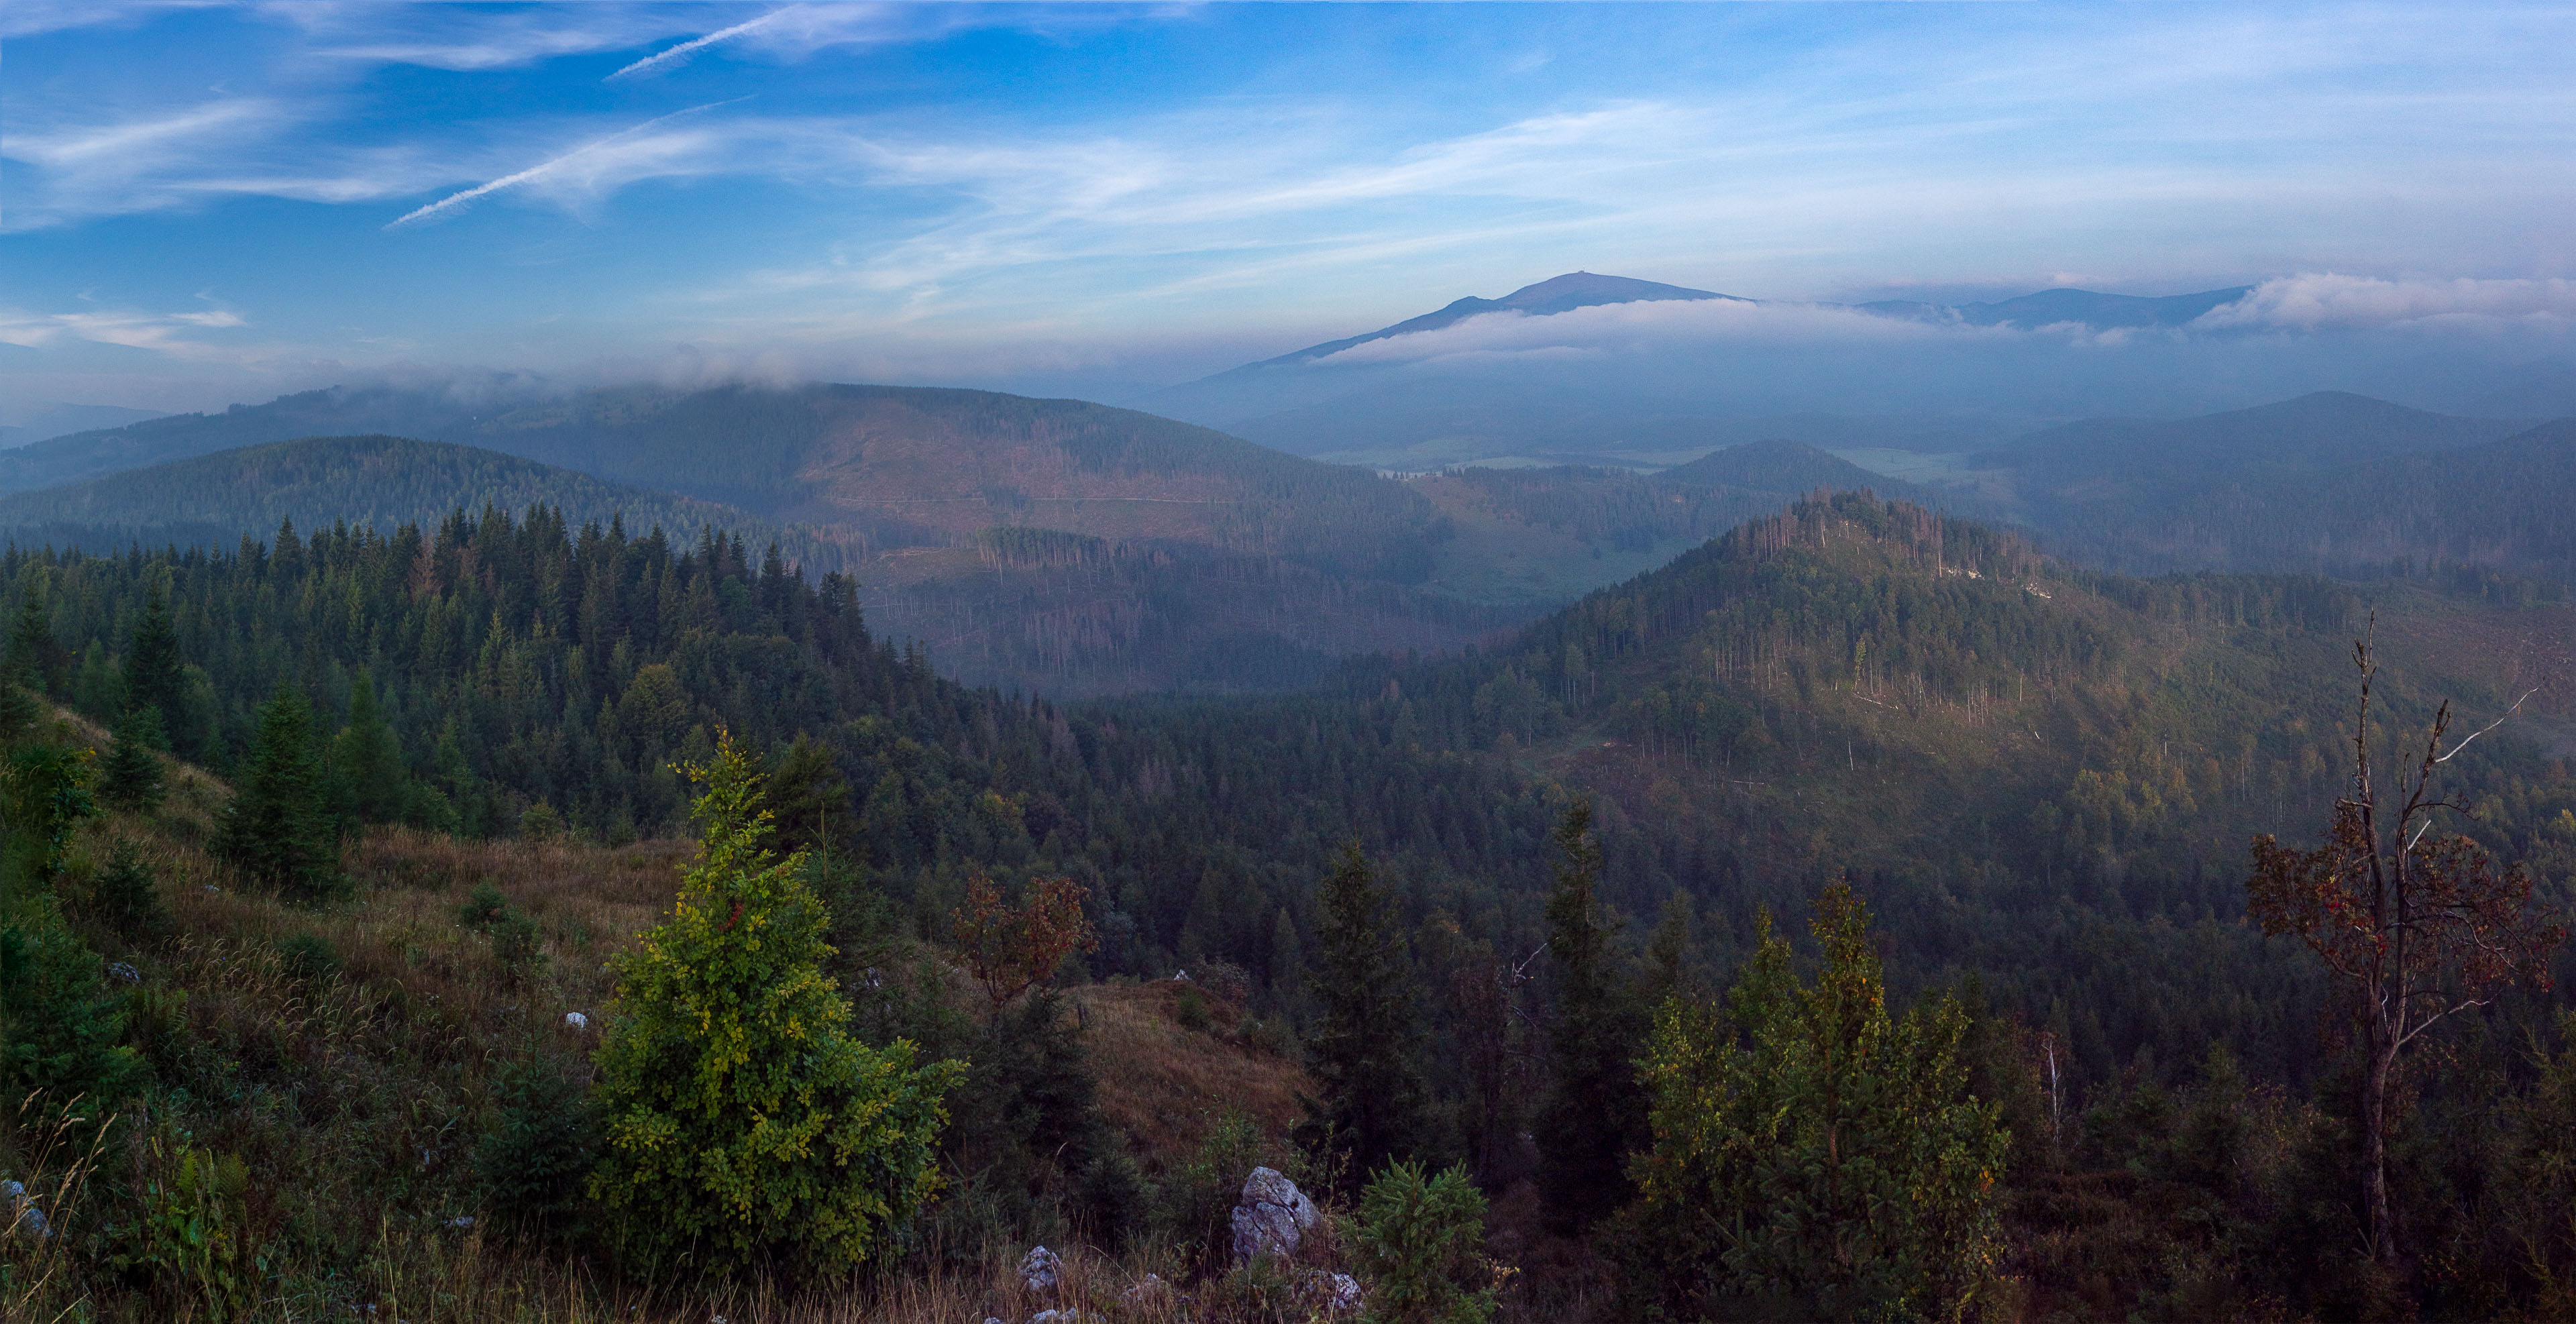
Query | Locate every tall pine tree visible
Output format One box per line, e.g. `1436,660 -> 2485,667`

4,569 -> 61,696
217,683 -> 346,904
1537,799 -> 1648,1232
1299,838 -> 1429,1187
121,580 -> 186,752
329,667 -> 407,826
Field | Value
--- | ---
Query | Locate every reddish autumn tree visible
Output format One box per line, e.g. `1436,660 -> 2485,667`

952,873 -> 1097,1018
2248,630 -> 2565,1273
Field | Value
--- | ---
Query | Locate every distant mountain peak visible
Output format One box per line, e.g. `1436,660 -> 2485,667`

1236,271 -> 1741,372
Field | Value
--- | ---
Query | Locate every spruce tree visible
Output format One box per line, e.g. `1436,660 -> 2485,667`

217,683 -> 347,904
122,581 -> 189,755
1631,883 -> 2008,1320
329,667 -> 407,826
0,741 -> 139,1123
1299,838 -> 1429,1187
589,732 -> 961,1276
1536,799 -> 1648,1233
97,706 -> 168,813
4,571 -> 61,696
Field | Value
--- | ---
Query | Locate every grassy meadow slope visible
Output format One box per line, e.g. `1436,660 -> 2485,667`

1,700 -> 1309,1323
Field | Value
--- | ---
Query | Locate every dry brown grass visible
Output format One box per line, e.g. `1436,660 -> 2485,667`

1072,980 -> 1307,1170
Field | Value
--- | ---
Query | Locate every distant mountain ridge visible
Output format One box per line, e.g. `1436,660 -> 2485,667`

1238,272 -> 1741,371
0,433 -> 810,560
1191,273 -> 2258,387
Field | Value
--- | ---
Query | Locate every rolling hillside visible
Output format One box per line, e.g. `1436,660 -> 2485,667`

3,383 -> 1503,694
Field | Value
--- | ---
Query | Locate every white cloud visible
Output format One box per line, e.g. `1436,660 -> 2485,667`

2196,274 -> 2576,331
0,305 -> 257,361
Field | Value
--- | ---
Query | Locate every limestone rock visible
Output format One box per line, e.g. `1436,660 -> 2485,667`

1229,1166 -> 1319,1263
1020,1244 -> 1063,1292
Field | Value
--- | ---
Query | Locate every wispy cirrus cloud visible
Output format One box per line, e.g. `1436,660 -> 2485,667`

609,8 -> 795,80
387,101 -> 748,227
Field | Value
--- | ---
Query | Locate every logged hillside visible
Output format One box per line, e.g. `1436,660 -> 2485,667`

0,434 -> 836,567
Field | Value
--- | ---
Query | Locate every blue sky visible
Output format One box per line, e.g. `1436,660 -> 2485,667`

6,1 -> 2576,417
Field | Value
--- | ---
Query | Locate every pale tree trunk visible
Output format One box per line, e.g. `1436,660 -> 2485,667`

2362,1032 -> 2397,1268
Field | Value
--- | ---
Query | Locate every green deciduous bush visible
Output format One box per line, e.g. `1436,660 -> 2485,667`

1630,881 -> 2008,1323
587,732 -> 961,1278
113,1139 -> 261,1322
1352,1160 -> 1501,1324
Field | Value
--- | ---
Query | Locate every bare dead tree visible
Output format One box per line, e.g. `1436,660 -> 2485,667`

2247,624 -> 2564,1272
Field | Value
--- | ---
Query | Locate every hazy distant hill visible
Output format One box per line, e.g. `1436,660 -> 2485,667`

0,433 -> 820,561
2024,416 -> 2576,580
19,381 -> 1446,583
1960,391 -> 2569,577
4,382 -> 1517,694
1984,390 -> 2521,476
0,402 -> 166,450
1656,438 -> 1962,504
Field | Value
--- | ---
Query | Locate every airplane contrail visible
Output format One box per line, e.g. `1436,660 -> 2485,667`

609,8 -> 793,80
386,101 -> 741,229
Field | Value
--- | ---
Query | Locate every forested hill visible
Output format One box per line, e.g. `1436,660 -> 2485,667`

14,382 -> 1444,583
2025,415 -> 2576,582
0,434 -> 830,567
1656,437 -> 1972,511
14,490 -> 2565,1097
13,382 -> 1499,694
1966,390 -> 2576,579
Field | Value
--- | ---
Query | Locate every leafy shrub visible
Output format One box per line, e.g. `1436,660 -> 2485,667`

115,1139 -> 260,1321
588,732 -> 963,1276
1177,987 -> 1212,1032
455,879 -> 508,929
1351,1161 -> 1500,1324
278,931 -> 338,983
518,801 -> 564,842
488,910 -> 545,982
